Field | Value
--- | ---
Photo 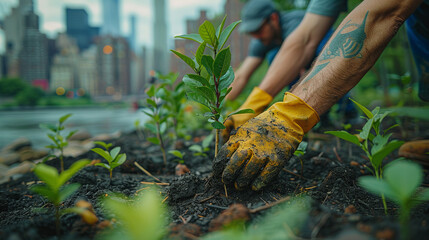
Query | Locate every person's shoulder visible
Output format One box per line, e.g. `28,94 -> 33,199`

306,0 -> 347,17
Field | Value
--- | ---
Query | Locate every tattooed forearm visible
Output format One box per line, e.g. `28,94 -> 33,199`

302,11 -> 369,83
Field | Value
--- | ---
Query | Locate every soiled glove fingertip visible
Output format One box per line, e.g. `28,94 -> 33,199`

251,180 -> 265,191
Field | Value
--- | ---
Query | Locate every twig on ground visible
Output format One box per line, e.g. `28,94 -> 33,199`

224,184 -> 228,198
134,161 -> 162,182
311,213 -> 331,239
135,187 -> 150,193
249,196 -> 291,213
332,147 -> 343,163
206,204 -> 228,210
179,215 -> 187,223
283,168 -> 307,179
162,196 -> 169,204
140,181 -> 169,186
199,194 -> 217,203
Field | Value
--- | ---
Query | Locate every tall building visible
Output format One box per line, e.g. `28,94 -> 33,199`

95,36 -> 131,97
152,0 -> 169,74
129,14 -> 137,53
66,8 -> 100,51
18,10 -> 48,84
3,0 -> 33,76
101,0 -> 121,36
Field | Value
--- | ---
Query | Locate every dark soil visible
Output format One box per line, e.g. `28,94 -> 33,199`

1,120 -> 429,240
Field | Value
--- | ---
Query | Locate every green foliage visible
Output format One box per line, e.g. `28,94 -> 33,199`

0,77 -> 27,96
31,160 -> 90,206
168,150 -> 185,164
40,113 -> 77,172
99,188 -> 167,240
189,133 -> 214,157
31,159 -> 90,235
92,141 -> 126,179
359,160 -> 429,239
15,86 -> 45,106
325,99 -> 404,214
293,141 -> 307,157
203,197 -> 310,240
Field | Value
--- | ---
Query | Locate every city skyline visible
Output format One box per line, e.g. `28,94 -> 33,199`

0,0 -> 225,53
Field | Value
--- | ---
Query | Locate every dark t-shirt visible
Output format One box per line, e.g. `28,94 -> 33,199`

248,10 -> 305,58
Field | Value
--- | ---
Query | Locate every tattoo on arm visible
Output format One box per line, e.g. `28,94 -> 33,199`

302,11 -> 369,83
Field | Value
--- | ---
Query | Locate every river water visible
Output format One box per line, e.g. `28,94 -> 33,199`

0,107 -> 147,149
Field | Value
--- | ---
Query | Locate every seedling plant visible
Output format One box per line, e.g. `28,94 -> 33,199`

142,84 -> 170,165
168,150 -> 185,164
359,160 -> 429,240
91,141 -> 127,179
30,159 -> 90,236
171,16 -> 253,157
325,99 -> 404,213
40,113 -> 77,172
189,133 -> 214,158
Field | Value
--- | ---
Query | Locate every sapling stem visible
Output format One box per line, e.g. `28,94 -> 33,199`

60,152 -> 64,173
156,122 -> 167,165
55,205 -> 60,236
215,129 -> 220,158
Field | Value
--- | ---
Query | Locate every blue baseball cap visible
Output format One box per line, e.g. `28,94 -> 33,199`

240,0 -> 276,33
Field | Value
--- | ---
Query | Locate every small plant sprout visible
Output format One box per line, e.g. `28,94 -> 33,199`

40,113 -> 77,172
168,150 -> 185,164
189,133 -> 214,157
293,141 -> 307,178
142,84 -> 169,165
100,188 -> 167,240
359,160 -> 429,240
325,99 -> 404,214
91,141 -> 127,179
134,119 -> 145,141
171,16 -> 254,157
30,159 -> 90,236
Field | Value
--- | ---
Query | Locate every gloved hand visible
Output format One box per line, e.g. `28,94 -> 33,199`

214,92 -> 319,190
222,87 -> 273,142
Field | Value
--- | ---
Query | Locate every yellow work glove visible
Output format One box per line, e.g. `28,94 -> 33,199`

213,92 -> 319,190
222,87 -> 273,142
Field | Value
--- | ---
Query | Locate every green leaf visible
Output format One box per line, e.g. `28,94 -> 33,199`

189,145 -> 203,153
147,98 -> 157,108
202,133 -> 214,148
219,67 -> 234,91
30,185 -> 58,204
199,20 -> 217,47
175,33 -> 203,43
214,47 -> 231,78
324,131 -> 361,146
371,140 -> 404,168
57,159 -> 90,189
227,108 -> 255,118
371,134 -> 391,156
350,99 -> 373,119
201,55 -> 214,76
384,124 -> 399,133
216,15 -> 227,37
58,183 -> 80,203
218,20 -> 241,51
211,121 -> 226,129
95,162 -> 111,169
110,147 -> 121,161
168,150 -> 183,159
144,123 -> 158,134
147,85 -> 156,97
359,118 -> 374,140
94,141 -> 111,150
59,113 -> 73,124
147,137 -> 160,145
33,164 -> 59,191
183,74 -> 205,87
385,160 -> 422,203
40,123 -> 57,132
66,130 -> 78,140
186,92 -> 211,109
195,42 -> 206,65
116,153 -> 127,165
171,49 -> 196,70
195,86 -> 216,104
358,176 -> 397,201
92,148 -> 112,162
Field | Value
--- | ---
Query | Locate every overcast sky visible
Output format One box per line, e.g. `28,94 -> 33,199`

0,0 -> 225,53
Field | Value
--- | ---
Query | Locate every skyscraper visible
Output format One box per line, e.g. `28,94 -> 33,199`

129,14 -> 137,53
153,0 -> 169,74
65,8 -> 100,51
101,0 -> 121,36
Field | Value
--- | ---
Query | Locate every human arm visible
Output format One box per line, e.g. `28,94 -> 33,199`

226,57 -> 263,101
214,0 -> 423,191
292,0 -> 423,115
258,13 -> 336,97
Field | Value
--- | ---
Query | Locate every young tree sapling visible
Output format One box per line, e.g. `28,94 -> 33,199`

91,141 -> 127,179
